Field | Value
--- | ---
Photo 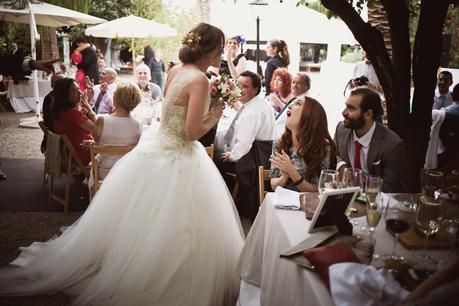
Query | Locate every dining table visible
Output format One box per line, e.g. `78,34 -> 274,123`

7,79 -> 52,113
237,192 -> 453,306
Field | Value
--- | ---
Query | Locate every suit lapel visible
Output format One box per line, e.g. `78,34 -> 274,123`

341,124 -> 352,165
367,123 -> 384,172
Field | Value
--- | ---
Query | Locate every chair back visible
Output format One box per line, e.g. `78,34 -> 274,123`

47,131 -> 90,212
258,166 -> 271,206
205,144 -> 214,159
89,143 -> 135,193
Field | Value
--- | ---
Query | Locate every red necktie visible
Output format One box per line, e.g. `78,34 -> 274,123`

354,141 -> 362,170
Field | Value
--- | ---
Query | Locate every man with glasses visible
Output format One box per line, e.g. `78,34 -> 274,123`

273,72 -> 311,140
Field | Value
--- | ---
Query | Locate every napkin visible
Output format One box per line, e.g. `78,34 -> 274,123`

273,186 -> 300,210
329,263 -> 409,306
302,241 -> 360,287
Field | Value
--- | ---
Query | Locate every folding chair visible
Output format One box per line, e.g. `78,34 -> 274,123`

258,166 -> 271,206
47,131 -> 90,213
89,143 -> 135,194
38,120 -> 49,184
205,144 -> 214,159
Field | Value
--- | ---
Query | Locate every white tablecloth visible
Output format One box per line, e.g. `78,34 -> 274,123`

7,79 -> 52,113
238,193 -> 450,306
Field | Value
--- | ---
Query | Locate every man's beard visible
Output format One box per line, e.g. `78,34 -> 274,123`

343,114 -> 365,130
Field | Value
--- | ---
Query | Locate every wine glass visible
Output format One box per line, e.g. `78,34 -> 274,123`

366,192 -> 384,243
318,170 -> 339,195
359,175 -> 383,233
383,197 -> 415,262
341,168 -> 363,225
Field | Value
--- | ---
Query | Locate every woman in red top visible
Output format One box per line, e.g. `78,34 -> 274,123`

52,78 -> 98,165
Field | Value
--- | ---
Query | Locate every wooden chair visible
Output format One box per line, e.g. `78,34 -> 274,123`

38,120 -> 49,184
258,166 -> 271,206
205,144 -> 214,159
89,143 -> 135,194
47,131 -> 90,213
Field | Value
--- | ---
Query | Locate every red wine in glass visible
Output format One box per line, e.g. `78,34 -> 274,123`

386,218 -> 410,234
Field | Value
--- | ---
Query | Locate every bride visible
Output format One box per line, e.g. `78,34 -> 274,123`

0,23 -> 244,306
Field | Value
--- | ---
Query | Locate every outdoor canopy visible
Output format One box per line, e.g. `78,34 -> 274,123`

0,1 -> 106,127
0,2 -> 106,27
85,15 -> 177,72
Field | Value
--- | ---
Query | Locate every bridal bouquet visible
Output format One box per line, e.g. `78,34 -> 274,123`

209,74 -> 241,107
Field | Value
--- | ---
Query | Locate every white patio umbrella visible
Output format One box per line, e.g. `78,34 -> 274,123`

0,2 -> 105,128
85,15 -> 177,73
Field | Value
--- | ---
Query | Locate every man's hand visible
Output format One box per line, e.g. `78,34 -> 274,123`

221,152 -> 231,162
29,59 -> 65,74
100,82 -> 108,93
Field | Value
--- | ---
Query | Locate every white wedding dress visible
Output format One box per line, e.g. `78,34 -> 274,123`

0,70 -> 245,306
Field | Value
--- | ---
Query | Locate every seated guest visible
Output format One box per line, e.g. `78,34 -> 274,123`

135,64 -> 162,100
445,83 -> 459,119
219,70 -> 275,163
273,72 -> 311,139
87,67 -> 117,114
92,82 -> 142,180
40,73 -> 64,152
270,97 -> 336,191
267,67 -> 293,113
52,78 -> 97,166
433,70 -> 453,110
335,87 -> 404,192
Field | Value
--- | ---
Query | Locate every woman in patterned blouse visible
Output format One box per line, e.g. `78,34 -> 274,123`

270,96 -> 337,191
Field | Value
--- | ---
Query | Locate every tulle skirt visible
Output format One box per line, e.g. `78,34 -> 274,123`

0,137 -> 244,306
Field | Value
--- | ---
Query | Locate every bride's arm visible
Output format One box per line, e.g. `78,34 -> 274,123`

185,74 -> 223,141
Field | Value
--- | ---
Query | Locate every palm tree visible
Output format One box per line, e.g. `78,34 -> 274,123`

196,0 -> 211,22
367,1 -> 392,58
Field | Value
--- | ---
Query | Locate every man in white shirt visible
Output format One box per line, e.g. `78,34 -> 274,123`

432,71 -> 453,110
220,70 -> 275,162
352,51 -> 380,87
273,72 -> 310,140
334,87 -> 404,192
90,67 -> 117,114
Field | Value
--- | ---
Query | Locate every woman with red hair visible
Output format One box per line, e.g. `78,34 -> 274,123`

268,67 -> 294,113
270,97 -> 337,191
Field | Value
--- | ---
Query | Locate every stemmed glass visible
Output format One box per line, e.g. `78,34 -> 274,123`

416,170 -> 444,267
383,197 -> 415,262
341,168 -> 363,225
364,176 -> 383,242
318,170 -> 339,195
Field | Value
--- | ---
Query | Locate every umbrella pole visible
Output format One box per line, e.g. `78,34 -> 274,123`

131,36 -> 136,76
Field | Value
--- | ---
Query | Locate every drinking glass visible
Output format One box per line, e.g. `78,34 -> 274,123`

341,168 -> 363,225
360,176 -> 383,234
421,169 -> 444,199
318,170 -> 339,195
366,192 -> 384,243
383,197 -> 415,262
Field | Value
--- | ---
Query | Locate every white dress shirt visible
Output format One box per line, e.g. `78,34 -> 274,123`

432,88 -> 453,110
92,82 -> 116,114
337,121 -> 376,174
229,94 -> 275,161
273,91 -> 309,140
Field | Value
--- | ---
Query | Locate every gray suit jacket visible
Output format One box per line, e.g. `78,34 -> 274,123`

334,121 -> 404,192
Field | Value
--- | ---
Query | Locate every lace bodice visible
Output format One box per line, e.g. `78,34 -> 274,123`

157,70 -> 209,145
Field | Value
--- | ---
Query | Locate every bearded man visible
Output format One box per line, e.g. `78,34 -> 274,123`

334,87 -> 404,192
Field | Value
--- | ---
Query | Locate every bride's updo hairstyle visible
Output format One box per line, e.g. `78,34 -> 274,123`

179,23 -> 225,64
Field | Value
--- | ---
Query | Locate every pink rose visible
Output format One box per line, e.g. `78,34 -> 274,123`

210,87 -> 217,96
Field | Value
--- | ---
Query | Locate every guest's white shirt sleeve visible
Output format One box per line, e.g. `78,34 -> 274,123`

229,112 -> 260,161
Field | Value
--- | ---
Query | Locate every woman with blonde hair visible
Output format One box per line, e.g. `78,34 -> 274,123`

264,39 -> 290,95
92,82 -> 143,180
270,96 -> 337,191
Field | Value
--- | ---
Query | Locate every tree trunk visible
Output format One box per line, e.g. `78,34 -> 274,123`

368,1 -> 392,58
405,1 -> 449,190
196,0 -> 211,22
40,26 -> 59,60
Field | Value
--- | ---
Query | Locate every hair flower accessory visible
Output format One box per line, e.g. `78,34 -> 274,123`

235,35 -> 246,45
181,32 -> 201,46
